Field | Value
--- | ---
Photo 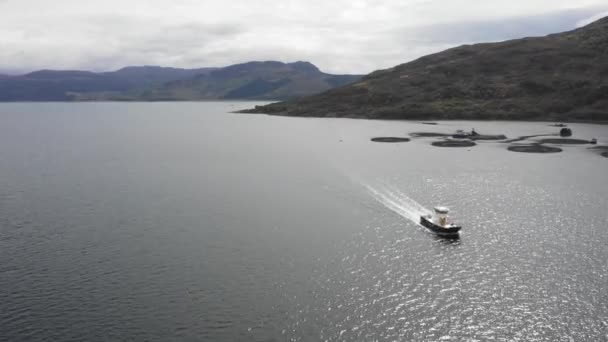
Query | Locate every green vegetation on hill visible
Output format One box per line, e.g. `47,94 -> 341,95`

242,17 -> 608,121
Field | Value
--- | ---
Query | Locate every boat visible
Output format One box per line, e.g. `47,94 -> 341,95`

452,130 -> 469,139
451,129 -> 507,141
420,207 -> 461,237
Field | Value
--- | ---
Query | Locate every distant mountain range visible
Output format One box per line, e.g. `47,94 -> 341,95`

0,66 -> 215,101
0,62 -> 361,102
243,16 -> 608,122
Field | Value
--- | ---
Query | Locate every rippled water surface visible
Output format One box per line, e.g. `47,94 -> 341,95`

0,103 -> 607,341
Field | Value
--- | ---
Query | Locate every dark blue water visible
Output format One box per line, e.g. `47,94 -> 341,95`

0,102 -> 606,341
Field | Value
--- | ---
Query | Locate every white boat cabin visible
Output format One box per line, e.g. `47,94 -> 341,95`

434,206 -> 450,226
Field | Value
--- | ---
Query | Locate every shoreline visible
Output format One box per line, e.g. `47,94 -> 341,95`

0,101 -> 606,125
233,110 -> 608,125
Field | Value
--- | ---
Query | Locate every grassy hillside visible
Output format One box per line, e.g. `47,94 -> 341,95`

242,17 -> 608,122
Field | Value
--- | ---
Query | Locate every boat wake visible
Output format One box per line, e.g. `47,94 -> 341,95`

363,183 -> 430,225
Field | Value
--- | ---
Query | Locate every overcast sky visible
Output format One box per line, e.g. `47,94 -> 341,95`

0,0 -> 607,74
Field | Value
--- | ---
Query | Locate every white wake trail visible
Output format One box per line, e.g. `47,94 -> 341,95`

364,183 -> 430,224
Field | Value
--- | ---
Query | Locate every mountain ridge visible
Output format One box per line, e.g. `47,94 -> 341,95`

0,62 -> 361,101
0,66 -> 214,101
100,61 -> 361,101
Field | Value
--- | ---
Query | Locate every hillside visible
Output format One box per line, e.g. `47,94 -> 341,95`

242,17 -> 608,121
90,61 -> 362,101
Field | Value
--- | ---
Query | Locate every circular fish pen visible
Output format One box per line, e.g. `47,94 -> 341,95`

468,134 -> 507,141
537,138 -> 592,145
589,146 -> 608,158
409,132 -> 452,138
431,140 -> 476,148
502,134 -> 557,143
507,145 -> 562,153
371,137 -> 411,143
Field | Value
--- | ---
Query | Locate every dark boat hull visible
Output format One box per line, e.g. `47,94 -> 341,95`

420,216 -> 461,237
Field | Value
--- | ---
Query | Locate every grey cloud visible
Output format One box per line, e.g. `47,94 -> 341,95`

1,15 -> 247,72
0,1 -> 607,74
402,7 -> 605,45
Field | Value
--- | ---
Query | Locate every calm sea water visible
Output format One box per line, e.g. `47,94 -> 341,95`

0,102 -> 606,341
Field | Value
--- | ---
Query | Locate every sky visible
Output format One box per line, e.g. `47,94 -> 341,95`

0,0 -> 607,75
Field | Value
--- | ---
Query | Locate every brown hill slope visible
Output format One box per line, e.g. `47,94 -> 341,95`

242,17 -> 608,121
